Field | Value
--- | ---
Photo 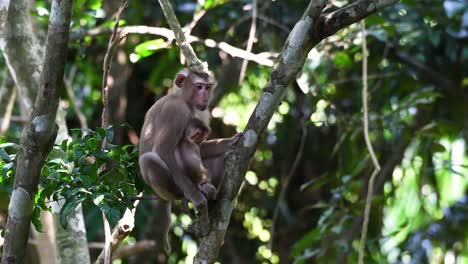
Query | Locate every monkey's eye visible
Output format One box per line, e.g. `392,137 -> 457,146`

196,84 -> 203,90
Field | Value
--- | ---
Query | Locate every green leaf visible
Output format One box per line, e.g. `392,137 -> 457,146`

88,0 -> 102,10
96,127 -> 106,140
333,52 -> 352,69
92,194 -> 105,206
31,207 -> 43,232
431,142 -> 446,153
1,162 -> 14,179
0,148 -> 11,162
98,203 -> 122,226
135,39 -> 167,58
59,196 -> 87,228
290,228 -> 322,258
300,174 -> 328,192
60,139 -> 68,152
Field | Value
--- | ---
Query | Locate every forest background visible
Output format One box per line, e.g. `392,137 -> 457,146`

0,0 -> 467,263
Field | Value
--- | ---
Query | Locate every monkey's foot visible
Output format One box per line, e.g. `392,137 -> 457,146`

199,182 -> 217,200
187,219 -> 210,237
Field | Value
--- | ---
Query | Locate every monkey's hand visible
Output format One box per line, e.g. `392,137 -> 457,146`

199,181 -> 217,200
230,132 -> 243,147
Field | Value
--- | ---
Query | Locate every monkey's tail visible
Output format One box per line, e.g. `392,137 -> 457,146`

161,200 -> 172,254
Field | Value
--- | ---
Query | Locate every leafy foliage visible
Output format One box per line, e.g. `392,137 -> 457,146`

41,127 -> 140,227
1,127 -> 139,231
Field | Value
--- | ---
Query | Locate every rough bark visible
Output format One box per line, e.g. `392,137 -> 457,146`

0,0 -> 42,109
194,0 -> 400,262
1,1 -> 74,263
0,0 -> 10,32
0,71 -> 16,136
0,0 -> 91,262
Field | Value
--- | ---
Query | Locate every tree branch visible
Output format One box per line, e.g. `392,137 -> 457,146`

194,0 -> 399,262
113,240 -> 157,260
98,1 -> 128,263
0,0 -> 42,109
1,0 -> 74,262
358,20 -> 381,264
321,0 -> 399,39
238,0 -> 258,84
194,1 -> 328,262
71,26 -> 276,67
64,66 -> 88,132
157,0 -> 207,73
95,205 -> 139,264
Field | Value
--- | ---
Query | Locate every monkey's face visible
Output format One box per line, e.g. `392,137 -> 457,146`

193,81 -> 211,110
189,75 -> 212,111
176,71 -> 213,111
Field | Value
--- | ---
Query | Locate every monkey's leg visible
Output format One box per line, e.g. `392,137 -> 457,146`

159,151 -> 212,237
139,152 -> 180,200
203,155 -> 226,193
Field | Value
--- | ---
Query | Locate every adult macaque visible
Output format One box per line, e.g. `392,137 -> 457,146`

139,68 -> 241,253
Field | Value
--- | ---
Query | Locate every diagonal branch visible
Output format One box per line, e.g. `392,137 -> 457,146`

157,0 -> 207,73
194,1 -> 328,262
194,0 -> 399,262
238,0 -> 258,84
321,0 -> 399,38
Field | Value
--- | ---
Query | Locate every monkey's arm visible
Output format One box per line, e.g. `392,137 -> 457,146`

200,133 -> 243,158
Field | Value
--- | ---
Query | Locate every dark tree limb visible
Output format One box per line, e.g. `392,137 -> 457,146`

1,0 -> 74,263
194,0 -> 399,262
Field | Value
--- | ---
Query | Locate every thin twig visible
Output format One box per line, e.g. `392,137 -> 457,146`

101,0 -> 128,130
64,65 -> 88,132
238,0 -> 257,84
269,117 -> 308,250
100,1 -> 128,263
95,198 -> 141,264
180,7 -> 207,65
0,87 -> 16,136
358,20 -> 381,264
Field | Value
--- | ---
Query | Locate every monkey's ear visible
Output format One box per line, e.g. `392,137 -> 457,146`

175,74 -> 186,88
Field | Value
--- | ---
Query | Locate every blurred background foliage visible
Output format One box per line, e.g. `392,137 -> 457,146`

0,0 -> 467,263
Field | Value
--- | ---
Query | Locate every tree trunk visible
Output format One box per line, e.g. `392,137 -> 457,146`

0,0 -> 91,263
1,1 -> 74,263
194,0 -> 400,262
